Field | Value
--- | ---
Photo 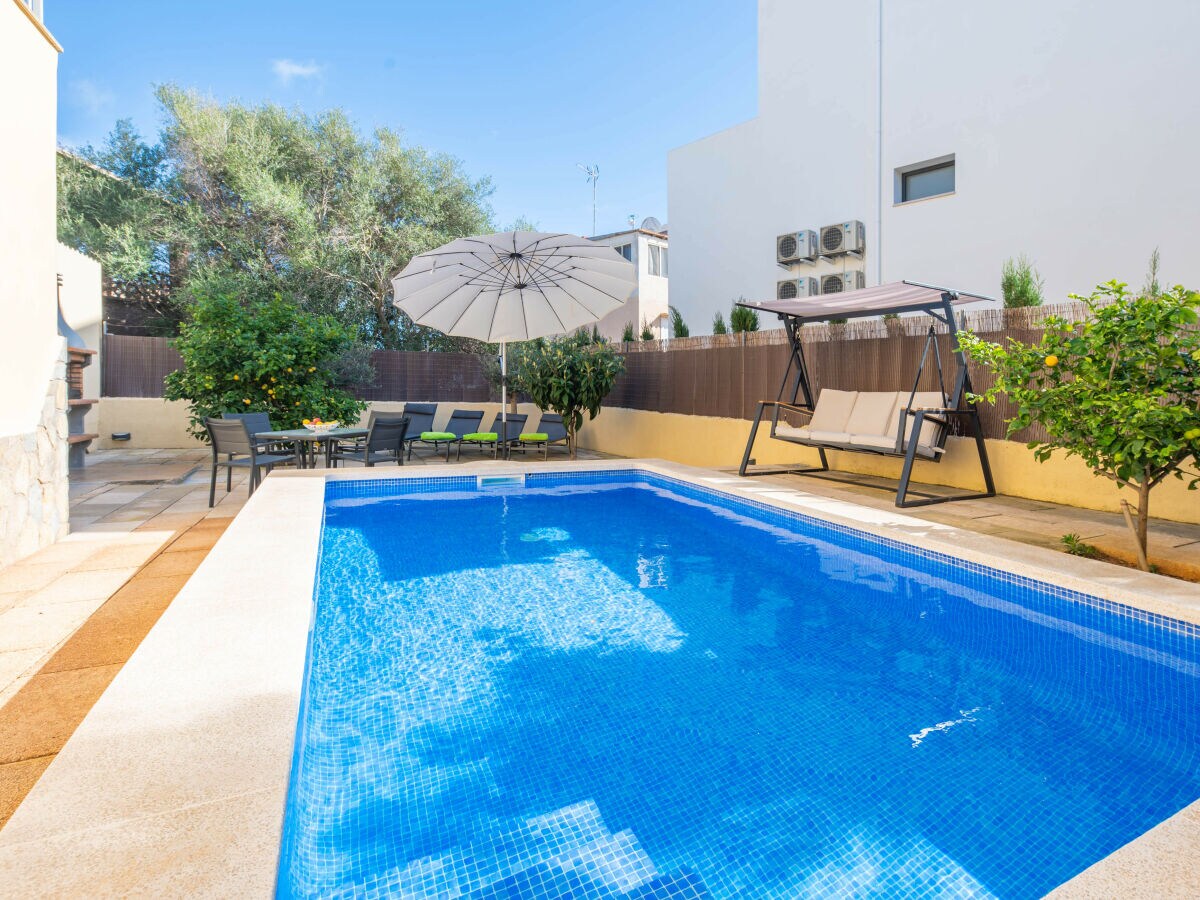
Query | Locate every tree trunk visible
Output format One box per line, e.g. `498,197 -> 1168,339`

568,424 -> 577,460
1136,478 -> 1151,569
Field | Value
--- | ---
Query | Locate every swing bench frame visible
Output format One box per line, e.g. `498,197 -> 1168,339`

737,281 -> 998,508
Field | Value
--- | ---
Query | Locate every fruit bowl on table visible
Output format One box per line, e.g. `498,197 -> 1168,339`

302,420 -> 340,435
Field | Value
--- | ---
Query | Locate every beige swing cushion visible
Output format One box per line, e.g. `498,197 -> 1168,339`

776,389 -> 948,459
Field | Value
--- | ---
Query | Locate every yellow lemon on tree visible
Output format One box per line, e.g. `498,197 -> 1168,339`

308,366 -> 316,372
1044,355 -> 1059,367
233,374 -> 240,381
243,398 -> 251,405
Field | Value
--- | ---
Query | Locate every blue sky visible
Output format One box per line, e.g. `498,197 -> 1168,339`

50,0 -> 757,237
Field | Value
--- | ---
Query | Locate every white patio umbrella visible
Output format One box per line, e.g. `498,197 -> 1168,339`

390,231 -> 636,454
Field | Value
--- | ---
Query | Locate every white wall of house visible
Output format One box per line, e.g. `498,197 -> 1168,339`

668,0 -> 1200,333
0,0 -> 62,435
57,244 -> 103,433
589,229 -> 671,341
0,0 -> 67,567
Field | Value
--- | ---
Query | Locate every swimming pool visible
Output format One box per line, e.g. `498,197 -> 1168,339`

277,469 -> 1200,899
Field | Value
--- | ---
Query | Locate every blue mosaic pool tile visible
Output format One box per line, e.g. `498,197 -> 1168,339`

621,869 -> 710,899
280,468 -> 1200,899
386,801 -> 611,899
472,830 -> 658,900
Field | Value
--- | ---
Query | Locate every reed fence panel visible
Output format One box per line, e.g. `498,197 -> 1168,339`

100,301 -> 1085,445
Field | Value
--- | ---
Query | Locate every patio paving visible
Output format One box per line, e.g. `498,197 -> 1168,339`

745,469 -> 1200,581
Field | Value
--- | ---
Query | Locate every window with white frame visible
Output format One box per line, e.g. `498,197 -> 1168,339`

614,243 -> 632,261
648,244 -> 668,277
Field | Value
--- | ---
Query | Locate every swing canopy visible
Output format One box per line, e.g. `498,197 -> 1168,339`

736,280 -> 991,323
736,280 -> 998,508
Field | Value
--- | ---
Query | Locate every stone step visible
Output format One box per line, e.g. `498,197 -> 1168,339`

469,829 -> 658,900
388,800 -> 610,898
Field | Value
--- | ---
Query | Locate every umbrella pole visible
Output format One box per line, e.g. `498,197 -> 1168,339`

500,341 -> 508,461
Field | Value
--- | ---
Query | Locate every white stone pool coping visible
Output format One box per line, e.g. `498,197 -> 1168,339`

0,459 -> 1195,898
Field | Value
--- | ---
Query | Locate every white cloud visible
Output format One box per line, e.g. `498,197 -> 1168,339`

70,79 -> 115,116
272,59 -> 323,86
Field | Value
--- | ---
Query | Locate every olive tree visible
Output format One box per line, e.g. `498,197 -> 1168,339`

960,281 -> 1200,569
58,87 -> 494,350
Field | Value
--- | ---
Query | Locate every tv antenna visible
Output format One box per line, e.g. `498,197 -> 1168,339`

577,163 -> 599,236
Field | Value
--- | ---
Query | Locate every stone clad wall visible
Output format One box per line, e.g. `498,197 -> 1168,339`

0,344 -> 69,569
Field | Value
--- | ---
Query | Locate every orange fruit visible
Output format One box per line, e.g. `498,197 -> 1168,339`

1044,355 -> 1058,367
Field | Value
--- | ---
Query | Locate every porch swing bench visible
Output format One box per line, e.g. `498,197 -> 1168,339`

737,281 -> 998,508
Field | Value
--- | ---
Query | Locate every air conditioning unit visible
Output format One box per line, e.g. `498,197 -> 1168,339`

777,277 -> 819,300
821,271 -> 865,294
776,230 -> 819,264
819,220 -> 866,256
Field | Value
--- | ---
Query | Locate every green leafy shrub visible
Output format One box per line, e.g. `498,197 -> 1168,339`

164,292 -> 368,441
730,303 -> 759,333
669,306 -> 690,338
1060,533 -> 1100,558
622,321 -> 636,343
641,319 -> 655,341
514,332 -> 625,459
961,281 -> 1200,568
712,312 -> 728,335
1001,255 -> 1045,308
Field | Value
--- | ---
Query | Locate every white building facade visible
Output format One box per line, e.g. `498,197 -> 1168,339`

589,221 -> 670,341
669,0 -> 1200,333
0,0 -> 68,567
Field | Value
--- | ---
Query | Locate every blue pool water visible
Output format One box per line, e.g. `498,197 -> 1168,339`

277,471 -> 1200,899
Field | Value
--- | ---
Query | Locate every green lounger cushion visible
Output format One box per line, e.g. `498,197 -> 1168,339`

462,432 -> 498,441
519,433 -> 549,442
420,431 -> 456,441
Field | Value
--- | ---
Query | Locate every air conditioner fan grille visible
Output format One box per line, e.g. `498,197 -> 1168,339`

778,235 -> 798,259
822,275 -> 844,294
778,280 -> 799,299
821,226 -> 844,253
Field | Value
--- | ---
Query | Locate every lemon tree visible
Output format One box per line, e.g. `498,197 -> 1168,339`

164,292 -> 367,441
961,281 -> 1200,569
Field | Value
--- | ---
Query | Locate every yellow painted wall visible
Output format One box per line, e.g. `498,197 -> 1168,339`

577,407 -> 1200,526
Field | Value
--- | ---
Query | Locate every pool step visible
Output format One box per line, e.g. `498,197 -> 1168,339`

392,800 -> 610,898
469,830 -> 658,899
619,868 -> 711,899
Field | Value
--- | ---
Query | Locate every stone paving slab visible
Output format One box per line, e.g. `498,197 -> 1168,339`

751,469 -> 1200,581
0,517 -> 230,831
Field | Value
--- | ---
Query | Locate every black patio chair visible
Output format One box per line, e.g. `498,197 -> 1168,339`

332,410 -> 408,454
401,403 -> 438,459
329,417 -> 410,468
515,412 -> 570,460
205,417 -> 294,507
222,411 -> 294,457
457,412 -> 528,460
412,409 -> 485,462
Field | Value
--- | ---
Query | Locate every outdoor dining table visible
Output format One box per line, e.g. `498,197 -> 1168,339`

253,427 -> 368,469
